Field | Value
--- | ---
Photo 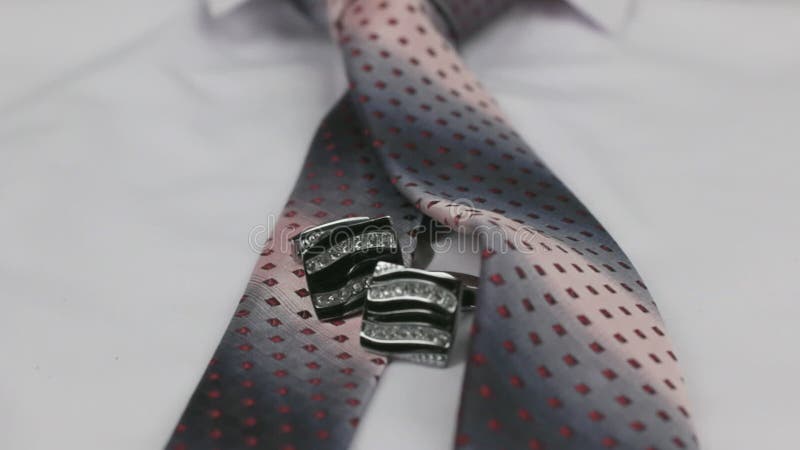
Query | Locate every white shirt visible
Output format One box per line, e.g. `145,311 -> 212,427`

1,1 -> 799,449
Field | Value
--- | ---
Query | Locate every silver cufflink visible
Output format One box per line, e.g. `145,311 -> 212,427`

293,216 -> 403,321
293,216 -> 476,367
360,261 -> 470,368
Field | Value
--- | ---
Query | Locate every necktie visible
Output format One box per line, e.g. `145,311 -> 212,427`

168,1 -> 698,449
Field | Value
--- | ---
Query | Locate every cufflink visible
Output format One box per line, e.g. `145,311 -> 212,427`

360,261 -> 466,368
294,216 -> 403,321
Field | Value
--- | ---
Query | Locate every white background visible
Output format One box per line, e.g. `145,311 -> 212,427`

1,1 -> 800,449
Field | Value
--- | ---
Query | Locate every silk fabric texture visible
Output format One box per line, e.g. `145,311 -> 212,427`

168,1 -> 698,449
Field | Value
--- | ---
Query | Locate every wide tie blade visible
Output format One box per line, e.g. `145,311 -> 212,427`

334,0 -> 698,448
166,97 -> 423,450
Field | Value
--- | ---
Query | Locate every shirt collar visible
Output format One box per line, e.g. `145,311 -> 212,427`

204,0 -> 634,32
567,0 -> 634,31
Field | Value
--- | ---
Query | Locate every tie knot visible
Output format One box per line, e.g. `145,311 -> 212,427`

293,0 -> 517,44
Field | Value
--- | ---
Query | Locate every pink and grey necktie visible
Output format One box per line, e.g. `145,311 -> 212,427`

167,1 -> 698,449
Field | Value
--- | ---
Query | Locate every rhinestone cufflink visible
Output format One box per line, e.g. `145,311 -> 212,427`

294,216 -> 403,321
360,261 -> 465,368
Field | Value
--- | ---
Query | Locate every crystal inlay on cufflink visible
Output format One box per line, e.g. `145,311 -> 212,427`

291,216 -> 371,262
311,273 -> 371,310
305,230 -> 397,274
296,216 -> 403,321
360,261 -> 464,368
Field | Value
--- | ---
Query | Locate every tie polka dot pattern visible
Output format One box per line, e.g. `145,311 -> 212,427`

167,97 -> 423,450
169,1 -> 698,449
334,0 -> 697,449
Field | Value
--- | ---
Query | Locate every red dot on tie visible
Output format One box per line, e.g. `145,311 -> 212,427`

589,410 -> 605,422
563,354 -> 578,366
497,305 -> 511,318
602,436 -> 618,448
630,421 -> 646,431
537,365 -> 551,378
489,273 -> 505,285
602,369 -> 618,380
528,439 -> 544,450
